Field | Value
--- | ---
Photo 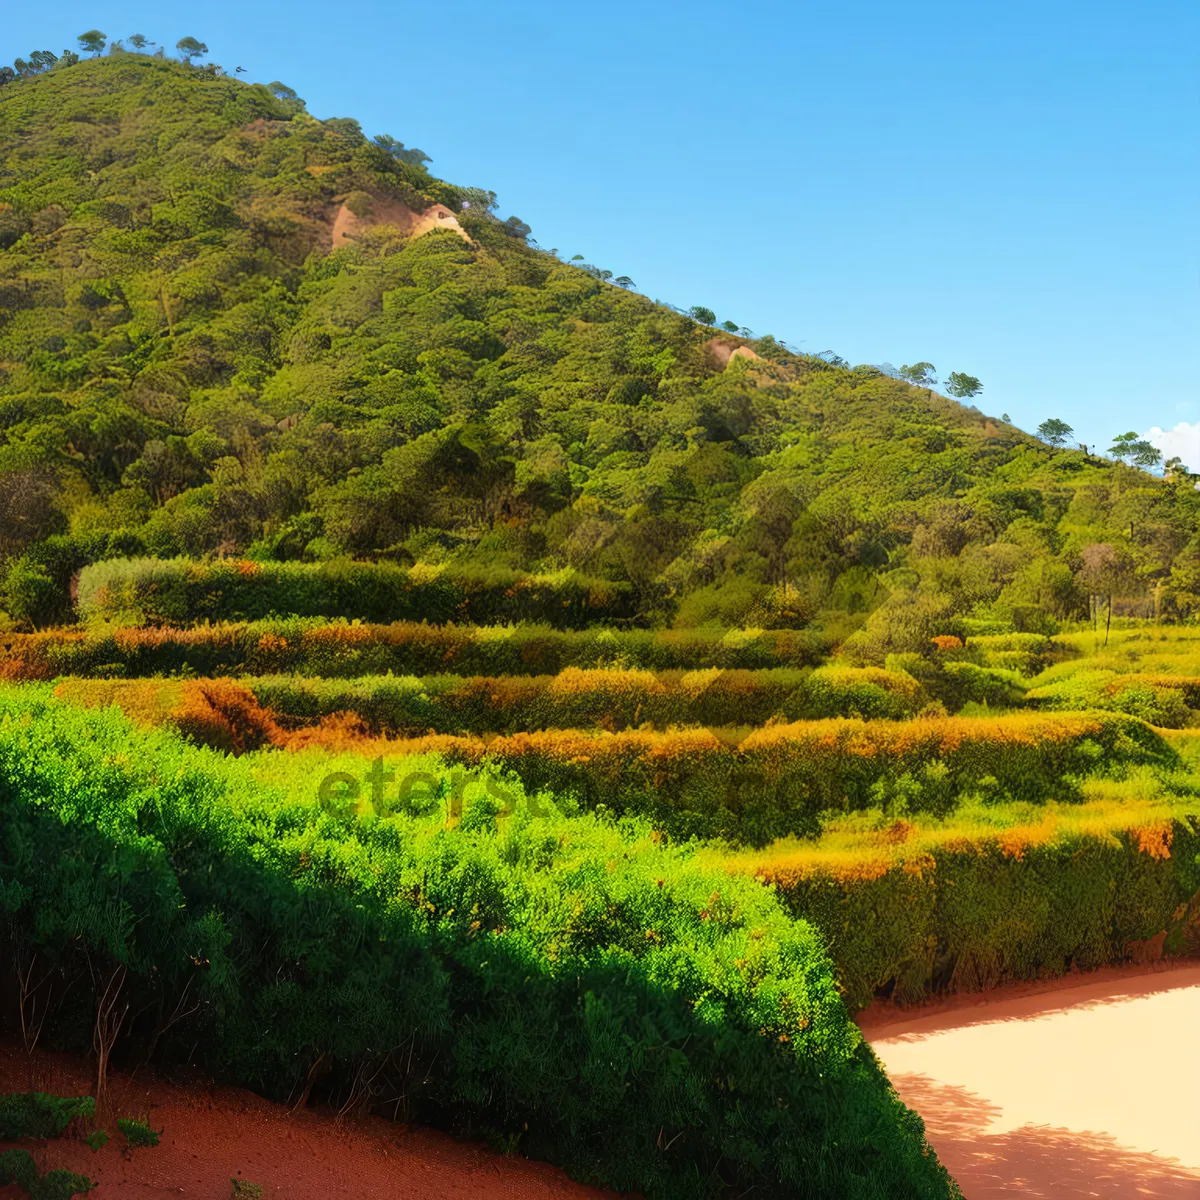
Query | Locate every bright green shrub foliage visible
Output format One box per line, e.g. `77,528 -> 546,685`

0,1094 -> 94,1140
0,687 -> 958,1199
245,664 -> 921,733
77,558 -> 636,628
1026,668 -> 1199,727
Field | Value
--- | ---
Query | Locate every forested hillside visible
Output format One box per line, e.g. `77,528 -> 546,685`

2,52 -> 1198,646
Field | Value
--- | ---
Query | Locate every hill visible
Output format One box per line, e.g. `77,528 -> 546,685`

7,46 -> 1200,1200
2,52 -> 1199,647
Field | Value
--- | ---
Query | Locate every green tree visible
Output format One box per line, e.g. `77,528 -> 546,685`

720,320 -> 740,333
176,37 -> 208,64
688,306 -> 716,325
372,134 -> 430,167
944,371 -> 983,398
3,558 -> 58,630
1037,418 -> 1073,447
77,30 -> 106,56
129,33 -> 149,50
1134,443 -> 1162,470
1108,432 -> 1161,469
1108,432 -> 1137,463
899,362 -> 937,387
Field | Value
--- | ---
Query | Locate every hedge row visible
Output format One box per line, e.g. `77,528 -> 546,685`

967,632 -> 1056,675
50,678 -> 1172,842
233,711 -> 1173,845
76,557 -> 639,628
744,813 -> 1200,1010
0,688 -> 958,1200
253,665 -> 922,732
1026,669 -> 1200,727
0,619 -> 829,681
55,666 -> 923,737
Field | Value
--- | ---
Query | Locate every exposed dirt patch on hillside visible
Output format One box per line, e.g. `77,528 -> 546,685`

330,193 -> 425,248
0,1045 -> 621,1199
705,337 -> 762,368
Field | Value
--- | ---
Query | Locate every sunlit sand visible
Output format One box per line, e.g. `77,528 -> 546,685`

865,963 -> 1200,1198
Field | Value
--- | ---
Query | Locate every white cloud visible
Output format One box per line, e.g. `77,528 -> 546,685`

1143,422 -> 1200,471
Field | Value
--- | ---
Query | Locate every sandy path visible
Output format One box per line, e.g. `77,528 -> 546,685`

0,1045 -> 620,1199
862,961 -> 1200,1198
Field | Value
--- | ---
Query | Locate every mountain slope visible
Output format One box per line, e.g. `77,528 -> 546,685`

2,53 -> 1198,641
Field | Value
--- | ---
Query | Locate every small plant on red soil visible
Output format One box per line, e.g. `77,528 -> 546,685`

116,1117 -> 160,1150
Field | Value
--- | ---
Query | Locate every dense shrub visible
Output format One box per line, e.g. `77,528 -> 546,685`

746,811 -> 1200,1010
59,665 -> 921,738
967,632 -> 1055,675
0,1149 -> 92,1198
51,687 -> 1172,842
0,620 -> 830,681
0,688 -> 958,1199
76,558 -> 639,629
253,712 -> 1174,844
1026,669 -> 1200,727
886,654 -> 1026,712
0,1093 -> 94,1140
116,1118 -> 161,1149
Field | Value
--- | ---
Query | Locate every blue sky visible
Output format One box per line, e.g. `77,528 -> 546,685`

5,1 -> 1198,464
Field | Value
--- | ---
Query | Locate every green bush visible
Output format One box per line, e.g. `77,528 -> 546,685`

967,632 -> 1054,675
774,819 -> 1200,1010
415,712 -> 1174,844
4,620 -> 830,681
0,1149 -> 39,1191
76,558 -> 638,629
884,654 -> 1025,712
30,1171 -> 95,1200
0,1094 -> 94,1140
0,1150 -> 93,1199
1026,669 -> 1198,728
116,1118 -> 160,1149
0,687 -> 957,1200
247,664 -> 920,735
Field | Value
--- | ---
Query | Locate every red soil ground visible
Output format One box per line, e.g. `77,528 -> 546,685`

0,1045 -> 620,1199
861,958 -> 1200,1199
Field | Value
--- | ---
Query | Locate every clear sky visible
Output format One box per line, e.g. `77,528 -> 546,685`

5,1 -> 1198,464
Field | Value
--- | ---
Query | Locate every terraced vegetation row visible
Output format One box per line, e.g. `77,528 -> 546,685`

11,589 -> 1200,1200
0,686 -> 959,1199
